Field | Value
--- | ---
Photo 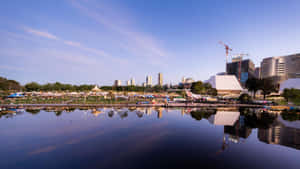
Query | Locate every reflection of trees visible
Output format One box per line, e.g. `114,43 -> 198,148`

136,111 -> 144,118
281,110 -> 300,121
118,110 -> 128,119
239,107 -> 252,115
54,110 -> 63,116
244,112 -> 277,129
65,108 -> 76,113
190,109 -> 216,121
79,107 -> 89,110
26,109 -> 41,115
108,110 -> 114,118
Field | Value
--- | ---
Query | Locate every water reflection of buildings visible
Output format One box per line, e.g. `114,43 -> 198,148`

145,108 -> 152,115
156,108 -> 163,119
207,111 -> 253,153
91,109 -> 103,117
258,116 -> 300,150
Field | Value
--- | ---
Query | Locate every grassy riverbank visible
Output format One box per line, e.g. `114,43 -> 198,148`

0,96 -> 148,105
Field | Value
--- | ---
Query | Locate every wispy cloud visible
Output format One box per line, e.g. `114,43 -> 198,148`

69,0 -> 170,66
63,40 -> 81,47
63,40 -> 110,57
23,27 -> 58,40
21,26 -> 119,62
28,145 -> 57,155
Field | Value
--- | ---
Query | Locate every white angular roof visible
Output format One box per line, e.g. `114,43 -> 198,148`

280,78 -> 300,92
207,75 -> 243,91
92,85 -> 101,92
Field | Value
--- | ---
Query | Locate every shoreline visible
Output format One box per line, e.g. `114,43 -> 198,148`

0,103 -> 264,109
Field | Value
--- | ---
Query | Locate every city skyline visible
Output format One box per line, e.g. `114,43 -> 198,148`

1,0 -> 300,85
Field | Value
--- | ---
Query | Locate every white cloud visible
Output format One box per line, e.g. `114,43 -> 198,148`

23,27 -> 58,40
64,40 -> 109,57
69,0 -> 170,66
63,40 -> 81,47
21,26 -> 119,62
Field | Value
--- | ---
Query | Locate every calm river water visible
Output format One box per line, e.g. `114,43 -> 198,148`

0,107 -> 299,169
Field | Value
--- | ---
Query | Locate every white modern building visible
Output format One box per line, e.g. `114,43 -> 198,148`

279,78 -> 300,92
206,75 -> 243,95
260,53 -> 300,85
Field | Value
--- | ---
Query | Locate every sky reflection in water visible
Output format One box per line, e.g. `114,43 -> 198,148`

0,107 -> 299,169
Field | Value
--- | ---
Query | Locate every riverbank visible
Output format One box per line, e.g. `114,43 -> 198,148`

0,103 -> 264,109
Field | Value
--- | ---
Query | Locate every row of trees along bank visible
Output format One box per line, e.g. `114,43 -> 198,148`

245,78 -> 277,99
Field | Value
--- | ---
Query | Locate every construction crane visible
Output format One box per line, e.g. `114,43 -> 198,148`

219,41 -> 232,64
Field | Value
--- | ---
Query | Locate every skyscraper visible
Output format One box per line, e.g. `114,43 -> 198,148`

260,53 -> 300,85
130,78 -> 135,86
226,59 -> 256,86
126,80 -> 131,86
146,75 -> 152,86
114,80 -> 122,86
158,73 -> 163,86
255,67 -> 261,79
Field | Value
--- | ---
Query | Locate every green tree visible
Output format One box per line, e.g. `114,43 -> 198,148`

282,88 -> 300,104
25,82 -> 41,91
0,77 -> 22,91
26,109 -> 41,115
191,81 -> 205,94
239,93 -> 252,104
259,78 -> 276,99
246,78 -> 261,98
204,83 -> 217,96
282,88 -> 292,102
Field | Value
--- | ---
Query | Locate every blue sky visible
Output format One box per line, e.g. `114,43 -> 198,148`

1,0 -> 300,85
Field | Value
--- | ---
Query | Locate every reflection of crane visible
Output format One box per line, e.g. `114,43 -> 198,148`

216,132 -> 229,155
219,41 -> 232,64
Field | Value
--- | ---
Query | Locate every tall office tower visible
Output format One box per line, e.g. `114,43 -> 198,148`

226,59 -> 256,86
126,80 -> 131,86
114,80 -> 122,86
130,78 -> 135,86
158,73 -> 163,86
146,75 -> 152,86
255,67 -> 261,79
260,53 -> 300,85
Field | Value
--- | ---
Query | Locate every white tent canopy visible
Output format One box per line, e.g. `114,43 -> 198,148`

206,75 -> 243,91
92,85 -> 101,92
